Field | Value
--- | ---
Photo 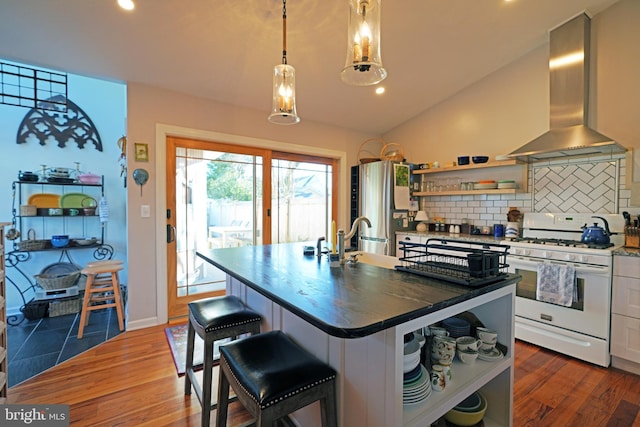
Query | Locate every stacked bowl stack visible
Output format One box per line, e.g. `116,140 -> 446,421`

403,333 -> 431,405
444,392 -> 488,426
442,317 -> 471,338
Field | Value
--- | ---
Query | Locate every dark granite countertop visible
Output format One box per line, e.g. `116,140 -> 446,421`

613,247 -> 640,257
197,243 -> 519,339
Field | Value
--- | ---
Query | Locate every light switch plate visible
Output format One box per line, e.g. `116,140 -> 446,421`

141,205 -> 151,218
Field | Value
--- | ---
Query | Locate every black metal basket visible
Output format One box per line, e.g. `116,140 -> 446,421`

396,238 -> 510,287
21,299 -> 49,320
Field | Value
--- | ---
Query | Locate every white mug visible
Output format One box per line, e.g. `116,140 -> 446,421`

457,348 -> 478,364
456,336 -> 483,352
476,327 -> 498,344
428,326 -> 449,337
431,365 -> 446,391
432,335 -> 456,364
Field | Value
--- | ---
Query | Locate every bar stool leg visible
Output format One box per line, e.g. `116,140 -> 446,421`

321,382 -> 338,427
216,361 -> 230,426
77,273 -> 95,339
184,321 -> 196,395
110,271 -> 125,331
201,333 -> 215,427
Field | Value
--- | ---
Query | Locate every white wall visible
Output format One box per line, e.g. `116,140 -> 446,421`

0,68 -> 127,313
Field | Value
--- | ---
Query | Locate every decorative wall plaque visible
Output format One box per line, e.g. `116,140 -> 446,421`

16,94 -> 103,151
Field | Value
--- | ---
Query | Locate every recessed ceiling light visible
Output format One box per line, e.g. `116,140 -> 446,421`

375,87 -> 385,95
118,0 -> 135,11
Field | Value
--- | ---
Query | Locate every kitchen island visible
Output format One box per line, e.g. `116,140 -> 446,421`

197,243 -> 518,427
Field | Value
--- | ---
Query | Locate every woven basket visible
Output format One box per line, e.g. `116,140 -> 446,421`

380,143 -> 405,162
16,228 -> 48,251
21,300 -> 49,320
20,204 -> 37,216
34,271 -> 81,290
49,297 -> 82,317
17,239 -> 49,251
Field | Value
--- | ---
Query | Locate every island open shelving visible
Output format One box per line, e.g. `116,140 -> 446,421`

198,244 -> 516,427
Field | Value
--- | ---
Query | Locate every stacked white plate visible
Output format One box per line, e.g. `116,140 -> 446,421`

474,182 -> 498,190
403,364 -> 431,405
497,180 -> 516,189
478,347 -> 504,361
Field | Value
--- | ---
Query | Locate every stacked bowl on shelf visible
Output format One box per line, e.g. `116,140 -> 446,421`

403,333 -> 431,405
442,317 -> 471,338
444,391 -> 488,426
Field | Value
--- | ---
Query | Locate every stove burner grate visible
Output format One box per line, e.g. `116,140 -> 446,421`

511,237 -> 614,249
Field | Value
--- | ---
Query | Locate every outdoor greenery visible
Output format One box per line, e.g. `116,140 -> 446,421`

206,160 -> 255,201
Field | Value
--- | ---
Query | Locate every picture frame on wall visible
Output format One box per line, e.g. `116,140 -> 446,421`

134,143 -> 149,162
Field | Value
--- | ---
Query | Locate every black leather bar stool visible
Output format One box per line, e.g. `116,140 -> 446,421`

217,330 -> 338,427
184,296 -> 262,427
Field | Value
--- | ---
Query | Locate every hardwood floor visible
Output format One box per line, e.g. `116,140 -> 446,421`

514,340 -> 640,427
7,324 -> 640,426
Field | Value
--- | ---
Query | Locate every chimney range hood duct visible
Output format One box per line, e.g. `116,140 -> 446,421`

508,13 -> 626,162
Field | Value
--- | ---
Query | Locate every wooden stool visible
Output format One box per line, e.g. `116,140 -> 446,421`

184,296 -> 262,427
217,330 -> 338,427
78,262 -> 125,339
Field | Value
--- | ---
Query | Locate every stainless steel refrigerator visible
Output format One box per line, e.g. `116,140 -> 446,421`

358,160 -> 410,256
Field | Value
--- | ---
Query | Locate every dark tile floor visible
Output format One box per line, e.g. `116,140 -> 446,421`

7,308 -> 124,387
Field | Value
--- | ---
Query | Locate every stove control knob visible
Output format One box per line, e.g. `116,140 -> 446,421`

542,251 -> 551,258
523,249 -> 531,256
512,248 -> 520,255
578,255 -> 587,263
565,253 -> 576,261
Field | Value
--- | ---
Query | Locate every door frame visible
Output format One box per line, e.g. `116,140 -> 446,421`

154,124 -> 348,324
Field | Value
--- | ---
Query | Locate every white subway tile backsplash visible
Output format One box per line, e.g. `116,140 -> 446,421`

418,153 -> 629,228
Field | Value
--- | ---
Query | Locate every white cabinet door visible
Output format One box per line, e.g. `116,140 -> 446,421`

396,233 -> 421,259
614,255 -> 640,278
611,314 -> 640,362
612,276 -> 640,318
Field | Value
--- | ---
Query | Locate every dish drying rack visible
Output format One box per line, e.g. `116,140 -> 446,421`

395,238 -> 510,287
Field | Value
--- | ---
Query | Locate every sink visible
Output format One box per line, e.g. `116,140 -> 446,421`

352,252 -> 399,269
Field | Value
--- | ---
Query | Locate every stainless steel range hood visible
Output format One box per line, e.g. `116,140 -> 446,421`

508,13 -> 626,162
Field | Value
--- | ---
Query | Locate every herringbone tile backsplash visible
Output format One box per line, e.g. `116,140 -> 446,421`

533,160 -> 618,213
420,153 -> 630,228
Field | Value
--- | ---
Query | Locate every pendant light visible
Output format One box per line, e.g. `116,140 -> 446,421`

268,0 -> 300,125
340,0 -> 387,86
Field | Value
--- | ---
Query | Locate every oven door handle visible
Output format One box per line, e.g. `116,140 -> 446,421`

508,258 -> 609,276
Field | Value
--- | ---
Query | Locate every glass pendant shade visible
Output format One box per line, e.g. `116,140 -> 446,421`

268,63 -> 300,125
341,0 -> 387,86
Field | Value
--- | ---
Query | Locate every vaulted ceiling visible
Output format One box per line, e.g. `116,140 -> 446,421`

0,0 -> 620,134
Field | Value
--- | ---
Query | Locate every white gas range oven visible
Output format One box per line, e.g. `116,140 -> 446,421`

503,212 -> 625,367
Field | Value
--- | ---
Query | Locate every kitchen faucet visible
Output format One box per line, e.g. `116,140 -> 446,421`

316,236 -> 326,258
337,216 -> 371,263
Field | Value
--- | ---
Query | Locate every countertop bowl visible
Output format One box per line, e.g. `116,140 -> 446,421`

51,235 -> 70,248
472,156 -> 489,164
78,173 -> 101,184
73,237 -> 97,246
457,156 -> 470,166
444,392 -> 487,426
18,171 -> 39,182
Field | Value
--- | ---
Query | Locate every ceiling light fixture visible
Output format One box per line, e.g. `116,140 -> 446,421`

117,0 -> 135,11
268,0 -> 300,125
341,0 -> 387,86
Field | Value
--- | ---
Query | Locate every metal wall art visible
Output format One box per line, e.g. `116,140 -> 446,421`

0,61 -> 67,110
16,94 -> 103,151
